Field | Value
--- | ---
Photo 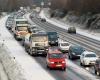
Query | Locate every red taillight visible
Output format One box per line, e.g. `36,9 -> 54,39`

62,61 -> 66,63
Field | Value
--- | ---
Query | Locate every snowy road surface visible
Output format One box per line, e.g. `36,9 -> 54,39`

0,62 -> 8,80
0,13 -> 98,80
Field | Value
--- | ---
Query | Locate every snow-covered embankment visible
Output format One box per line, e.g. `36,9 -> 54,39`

0,44 -> 26,80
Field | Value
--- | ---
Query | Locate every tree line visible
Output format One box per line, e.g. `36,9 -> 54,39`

50,0 -> 100,14
0,0 -> 34,12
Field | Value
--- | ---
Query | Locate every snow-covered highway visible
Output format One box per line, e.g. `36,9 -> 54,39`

0,14 -> 98,80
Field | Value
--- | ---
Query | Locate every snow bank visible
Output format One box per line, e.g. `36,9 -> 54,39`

0,44 -> 26,80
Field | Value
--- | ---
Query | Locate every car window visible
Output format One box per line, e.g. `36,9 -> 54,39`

85,54 -> 96,57
49,53 -> 64,59
71,46 -> 84,55
61,43 -> 69,46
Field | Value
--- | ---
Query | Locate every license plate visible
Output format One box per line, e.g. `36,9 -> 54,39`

56,64 -> 62,67
90,61 -> 95,64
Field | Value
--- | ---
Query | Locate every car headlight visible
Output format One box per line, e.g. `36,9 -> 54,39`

46,49 -> 48,51
50,62 -> 54,64
56,40 -> 58,42
72,53 -> 76,55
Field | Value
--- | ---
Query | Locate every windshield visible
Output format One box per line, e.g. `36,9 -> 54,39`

48,34 -> 58,40
17,26 -> 28,31
61,43 -> 69,46
71,46 -> 84,55
16,21 -> 28,24
85,54 -> 96,57
32,36 -> 47,42
49,53 -> 64,59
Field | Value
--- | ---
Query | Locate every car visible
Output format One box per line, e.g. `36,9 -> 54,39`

30,13 -> 35,18
67,27 -> 76,34
68,45 -> 85,59
58,40 -> 70,53
6,21 -> 13,30
41,18 -> 46,22
46,50 -> 66,70
80,51 -> 98,66
94,58 -> 100,76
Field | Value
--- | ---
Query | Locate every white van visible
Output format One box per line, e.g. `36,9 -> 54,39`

58,40 -> 70,53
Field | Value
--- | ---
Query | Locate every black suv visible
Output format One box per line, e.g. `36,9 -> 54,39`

41,18 -> 46,22
94,59 -> 100,76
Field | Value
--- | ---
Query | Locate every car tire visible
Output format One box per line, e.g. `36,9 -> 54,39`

62,67 -> 66,71
14,34 -> 19,41
95,69 -> 97,75
98,72 -> 100,76
25,46 -> 28,53
46,65 -> 49,69
80,62 -> 83,66
69,54 -> 72,60
30,50 -> 33,56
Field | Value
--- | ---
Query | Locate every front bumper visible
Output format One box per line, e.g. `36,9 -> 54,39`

32,47 -> 48,55
71,54 -> 80,59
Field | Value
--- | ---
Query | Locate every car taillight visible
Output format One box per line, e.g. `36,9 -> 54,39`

62,61 -> 66,63
50,62 -> 54,64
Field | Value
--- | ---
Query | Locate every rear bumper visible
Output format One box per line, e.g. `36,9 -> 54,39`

84,61 -> 95,66
71,54 -> 80,59
48,63 -> 66,69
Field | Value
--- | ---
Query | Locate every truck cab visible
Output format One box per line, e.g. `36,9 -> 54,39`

47,32 -> 58,46
12,18 -> 29,40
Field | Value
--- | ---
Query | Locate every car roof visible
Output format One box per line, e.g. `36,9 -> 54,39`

48,50 -> 62,54
70,45 -> 84,49
48,47 -> 61,54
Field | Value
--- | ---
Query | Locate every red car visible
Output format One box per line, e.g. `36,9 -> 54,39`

46,50 -> 66,71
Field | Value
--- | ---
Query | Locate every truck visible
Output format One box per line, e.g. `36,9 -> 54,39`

47,32 -> 59,46
12,18 -> 29,40
24,32 -> 49,56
